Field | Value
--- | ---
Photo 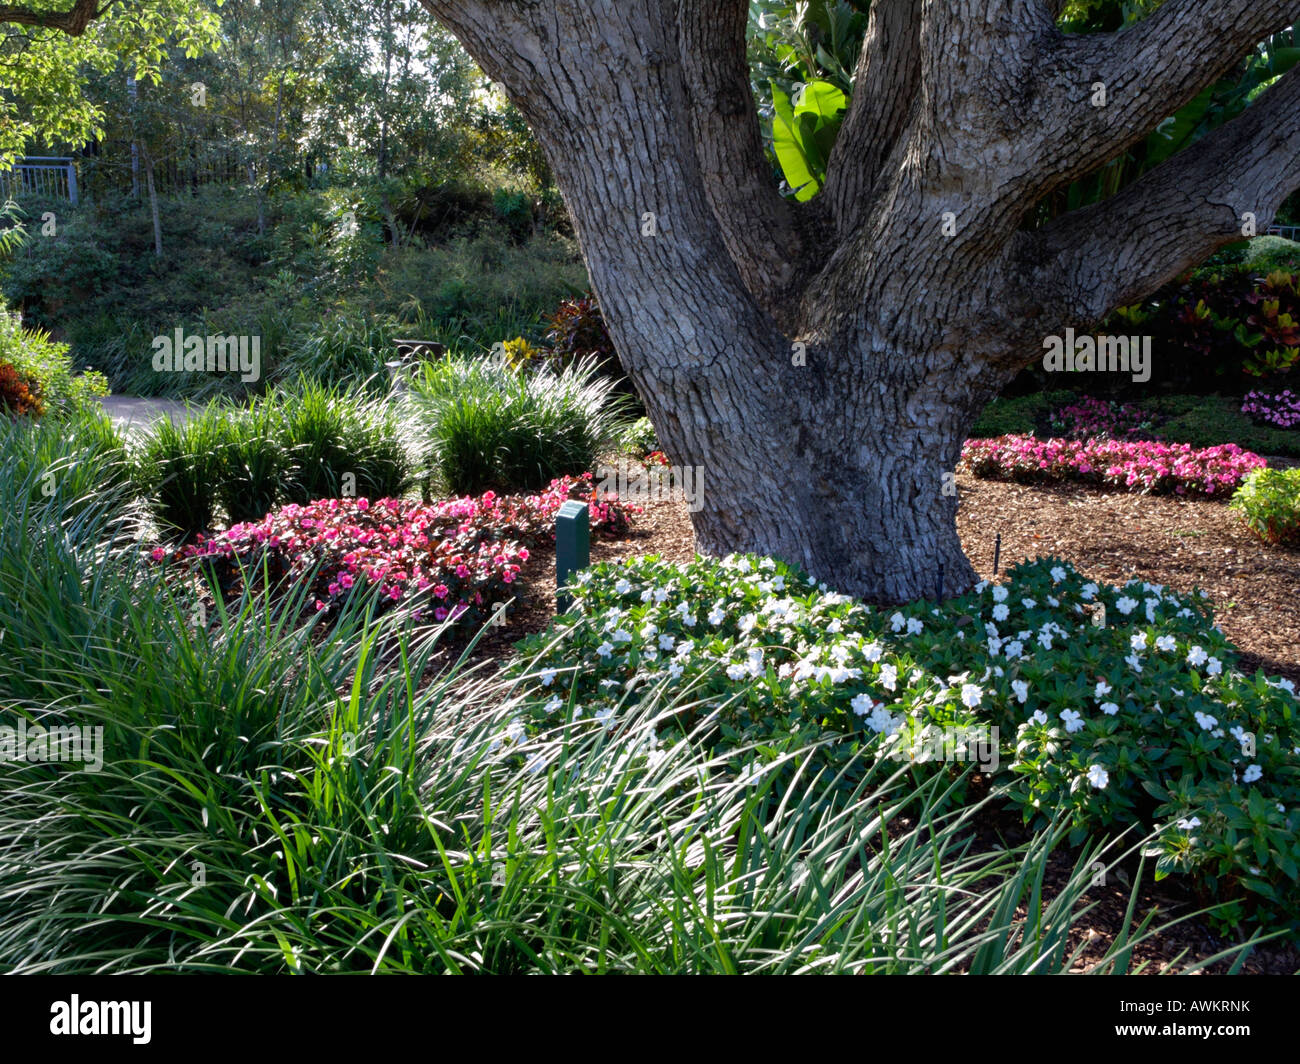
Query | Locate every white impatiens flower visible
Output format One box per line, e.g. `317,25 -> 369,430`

862,642 -> 883,662
596,641 -> 614,658
640,622 -> 658,640
1154,635 -> 1176,652
1206,657 -> 1222,676
906,617 -> 924,635
725,663 -> 749,681
1193,710 -> 1217,731
772,575 -> 785,591
540,667 -> 558,687
659,634 -> 676,651
960,683 -> 983,709
879,663 -> 898,692
1060,709 -> 1084,733
1004,640 -> 1024,660
667,662 -> 684,679
850,693 -> 876,717
739,613 -> 758,634
640,588 -> 655,603
612,628 -> 633,643
506,718 -> 526,743
1047,595 -> 1059,608
1050,566 -> 1067,583
1115,596 -> 1138,615
1242,764 -> 1263,784
1144,599 -> 1159,623
544,696 -> 562,714
992,603 -> 1010,622
1021,598 -> 1037,610
889,612 -> 906,633
992,585 -> 1009,603
1080,582 -> 1099,601
615,578 -> 632,595
1094,680 -> 1112,698
1030,709 -> 1049,725
1130,632 -> 1148,651
1100,702 -> 1119,716
867,705 -> 899,735
1125,654 -> 1143,674
1086,764 -> 1110,790
1176,816 -> 1202,831
1012,679 -> 1030,704
1186,645 -> 1208,668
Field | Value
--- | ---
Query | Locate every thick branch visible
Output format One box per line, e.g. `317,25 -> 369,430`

1020,67 -> 1300,327
821,0 -> 921,239
0,0 -> 99,35
1033,0 -> 1298,198
677,0 -> 811,328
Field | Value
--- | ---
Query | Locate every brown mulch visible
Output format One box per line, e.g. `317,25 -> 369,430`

954,471 -> 1300,683
415,475 -> 1299,973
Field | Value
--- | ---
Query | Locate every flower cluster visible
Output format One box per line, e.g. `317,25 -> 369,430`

961,434 -> 1266,497
1240,389 -> 1300,430
157,473 -> 635,624
1047,396 -> 1161,440
507,553 -> 1300,932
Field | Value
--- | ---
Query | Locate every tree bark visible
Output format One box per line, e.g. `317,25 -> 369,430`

418,0 -> 1300,604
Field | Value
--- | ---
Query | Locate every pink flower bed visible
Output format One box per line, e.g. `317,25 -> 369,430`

155,474 -> 636,625
960,435 -> 1266,497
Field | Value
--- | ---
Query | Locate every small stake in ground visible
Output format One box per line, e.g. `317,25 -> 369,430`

992,533 -> 1001,577
555,500 -> 590,614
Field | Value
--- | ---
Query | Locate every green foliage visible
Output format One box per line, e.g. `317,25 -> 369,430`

274,312 -> 394,395
1230,467 -> 1300,547
132,406 -> 226,539
620,416 -> 659,456
514,552 -> 1300,934
131,384 -> 413,538
0,306 -> 108,416
275,380 -> 413,505
410,353 -> 631,496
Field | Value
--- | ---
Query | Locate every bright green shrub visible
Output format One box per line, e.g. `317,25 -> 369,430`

509,553 -> 1300,933
1230,466 -> 1300,547
133,406 -> 229,539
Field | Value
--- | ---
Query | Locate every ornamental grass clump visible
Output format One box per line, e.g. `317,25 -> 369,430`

509,552 -> 1300,934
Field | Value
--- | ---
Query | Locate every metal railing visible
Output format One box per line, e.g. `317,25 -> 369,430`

0,157 -> 79,205
1267,224 -> 1300,241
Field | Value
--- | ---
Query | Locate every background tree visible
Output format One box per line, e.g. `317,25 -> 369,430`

415,0 -> 1300,602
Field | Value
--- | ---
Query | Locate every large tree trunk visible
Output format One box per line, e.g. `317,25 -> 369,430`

419,0 -> 1300,604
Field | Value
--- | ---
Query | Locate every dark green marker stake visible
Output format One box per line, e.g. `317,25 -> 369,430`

555,500 -> 590,614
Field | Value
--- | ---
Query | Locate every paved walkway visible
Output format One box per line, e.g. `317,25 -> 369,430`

99,396 -> 197,435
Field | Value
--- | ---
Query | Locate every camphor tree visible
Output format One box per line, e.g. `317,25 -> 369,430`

413,0 -> 1300,602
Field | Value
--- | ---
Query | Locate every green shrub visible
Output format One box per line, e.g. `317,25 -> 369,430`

133,405 -> 229,539
1230,466 -> 1300,547
620,415 -> 659,455
275,312 -> 394,394
510,552 -> 1300,934
0,307 -> 108,416
276,380 -> 413,503
410,353 -> 631,495
216,402 -> 292,526
0,404 -> 129,515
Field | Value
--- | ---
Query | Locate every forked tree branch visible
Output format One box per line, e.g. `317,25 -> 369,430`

677,0 -> 812,329
821,0 -> 922,239
1031,0 -> 1298,200
1023,66 -> 1300,325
